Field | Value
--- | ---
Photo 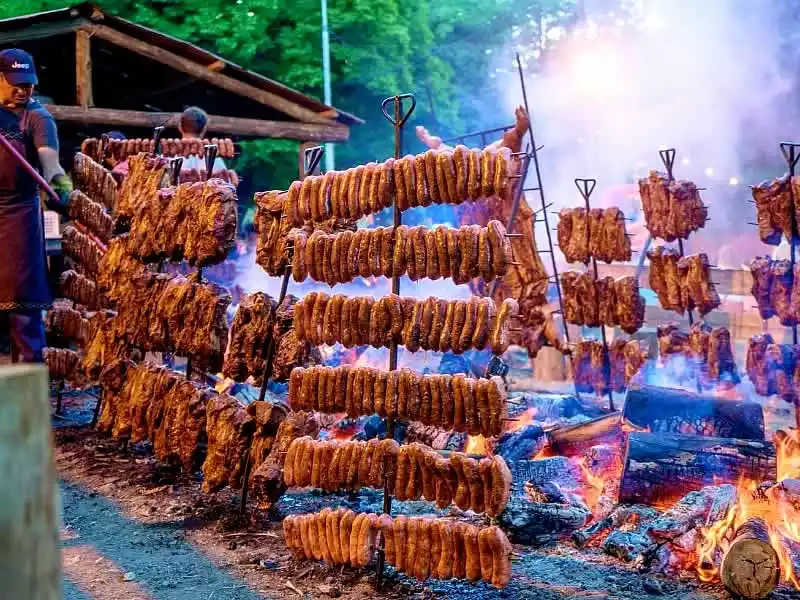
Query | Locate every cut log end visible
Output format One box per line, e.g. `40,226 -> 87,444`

721,518 -> 779,600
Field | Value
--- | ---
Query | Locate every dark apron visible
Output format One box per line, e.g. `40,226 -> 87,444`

0,106 -> 52,311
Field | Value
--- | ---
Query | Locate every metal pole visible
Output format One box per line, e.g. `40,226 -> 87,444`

321,0 -> 335,172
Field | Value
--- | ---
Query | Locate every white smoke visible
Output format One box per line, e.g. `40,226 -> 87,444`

496,0 -> 797,267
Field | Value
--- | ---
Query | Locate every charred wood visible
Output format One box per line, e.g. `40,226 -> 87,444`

623,385 -> 765,441
619,433 -> 776,506
548,413 -> 623,457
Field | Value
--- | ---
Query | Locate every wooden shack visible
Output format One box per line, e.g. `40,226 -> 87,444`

0,2 -> 361,155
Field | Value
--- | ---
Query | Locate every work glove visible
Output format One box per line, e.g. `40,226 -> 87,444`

48,173 -> 73,216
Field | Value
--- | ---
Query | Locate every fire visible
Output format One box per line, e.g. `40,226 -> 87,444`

776,430 -> 800,481
506,407 -> 537,432
575,456 -> 605,513
693,475 -> 800,590
465,434 -> 488,456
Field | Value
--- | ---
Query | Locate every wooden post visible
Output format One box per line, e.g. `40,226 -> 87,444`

721,518 -> 779,599
76,30 -> 93,108
0,365 -> 62,599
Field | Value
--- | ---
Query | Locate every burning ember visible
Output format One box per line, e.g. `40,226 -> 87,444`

465,434 -> 489,456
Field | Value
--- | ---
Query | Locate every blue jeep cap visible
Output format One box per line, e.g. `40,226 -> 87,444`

0,49 -> 38,86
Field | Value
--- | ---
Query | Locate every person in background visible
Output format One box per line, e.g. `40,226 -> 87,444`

0,49 -> 72,363
179,106 -> 227,181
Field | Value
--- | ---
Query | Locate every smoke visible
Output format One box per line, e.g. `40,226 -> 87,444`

496,0 -> 798,267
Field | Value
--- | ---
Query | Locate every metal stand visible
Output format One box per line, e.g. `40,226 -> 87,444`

55,380 -> 64,415
516,53 -> 570,347
780,142 -> 800,345
241,146 -> 324,514
376,93 -> 416,588
658,149 -> 694,326
779,142 -> 800,429
574,179 -> 614,411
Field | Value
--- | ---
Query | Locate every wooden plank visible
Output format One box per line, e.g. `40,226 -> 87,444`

87,24 -> 336,125
75,30 -> 93,108
0,365 -> 61,599
43,105 -> 349,142
623,384 -> 765,440
619,432 -> 776,507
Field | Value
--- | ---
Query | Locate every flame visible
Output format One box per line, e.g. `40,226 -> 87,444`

575,456 -> 605,513
465,434 -> 488,456
533,445 -> 555,460
330,419 -> 360,441
777,430 -> 800,481
215,375 -> 234,394
506,407 -> 538,432
693,476 -> 800,590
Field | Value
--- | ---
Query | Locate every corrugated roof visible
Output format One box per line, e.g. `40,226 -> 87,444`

0,2 -> 363,126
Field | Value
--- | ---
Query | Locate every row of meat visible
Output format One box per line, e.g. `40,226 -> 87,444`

107,270 -> 231,372
288,366 -> 507,437
561,272 -> 645,333
751,175 -> 800,245
80,137 -> 236,162
657,323 -> 739,386
127,177 -> 238,267
749,256 -> 800,324
571,339 -> 647,396
283,512 -> 512,588
557,207 -> 631,264
96,360 -> 287,494
294,293 -> 519,355
637,170 -> 708,242
746,333 -> 800,402
647,248 -> 721,316
69,190 -> 114,244
283,438 -> 512,517
286,220 -> 512,285
73,152 -> 118,213
62,225 -> 105,278
257,146 -> 518,226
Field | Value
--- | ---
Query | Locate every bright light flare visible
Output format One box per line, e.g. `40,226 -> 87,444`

729,177 -> 739,186
566,43 -> 626,102
705,167 -> 714,177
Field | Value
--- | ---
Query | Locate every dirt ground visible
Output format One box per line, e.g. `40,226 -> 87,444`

55,392 -> 800,600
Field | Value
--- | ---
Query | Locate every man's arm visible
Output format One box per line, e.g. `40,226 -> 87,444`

29,109 -> 71,212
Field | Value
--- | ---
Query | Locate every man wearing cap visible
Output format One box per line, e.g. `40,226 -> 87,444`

0,48 -> 72,363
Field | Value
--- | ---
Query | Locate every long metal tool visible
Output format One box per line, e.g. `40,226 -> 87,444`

242,146 -> 324,515
574,178 -> 614,411
376,93 -> 416,589
0,131 -> 61,205
779,141 -> 800,429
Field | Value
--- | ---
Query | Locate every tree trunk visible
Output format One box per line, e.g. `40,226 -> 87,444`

0,365 -> 62,599
721,518 -> 779,600
623,385 -> 765,440
619,433 -> 776,506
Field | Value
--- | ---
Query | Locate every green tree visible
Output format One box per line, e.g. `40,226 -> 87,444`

0,0 -> 577,196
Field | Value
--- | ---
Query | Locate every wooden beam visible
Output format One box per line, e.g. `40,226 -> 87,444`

0,20 -> 86,44
75,30 -> 93,108
43,105 -> 349,142
86,24 -> 336,125
0,365 -> 62,598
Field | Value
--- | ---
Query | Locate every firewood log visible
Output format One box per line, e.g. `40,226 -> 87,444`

721,518 -> 779,600
619,433 -> 776,507
547,413 -> 622,457
623,385 -> 765,441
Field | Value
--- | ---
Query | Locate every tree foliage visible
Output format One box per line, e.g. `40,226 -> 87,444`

0,0 -> 576,197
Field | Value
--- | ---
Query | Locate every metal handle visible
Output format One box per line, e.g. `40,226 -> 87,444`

204,144 -> 218,180
659,148 -> 676,180
780,142 -> 800,172
152,126 -> 165,157
169,157 -> 183,186
574,178 -> 597,201
303,146 -> 324,176
381,94 -> 416,127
